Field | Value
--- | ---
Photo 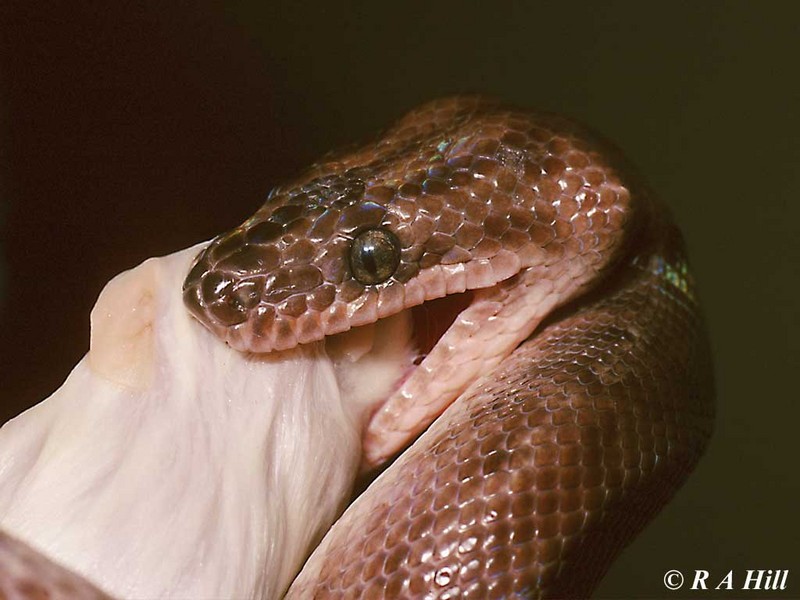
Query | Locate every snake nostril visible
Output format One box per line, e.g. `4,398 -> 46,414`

196,271 -> 248,326
232,279 -> 263,310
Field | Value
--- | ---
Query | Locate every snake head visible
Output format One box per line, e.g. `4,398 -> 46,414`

183,97 -> 634,355
182,97 -> 641,465
182,173 -> 387,352
178,97 -> 713,599
182,163 -> 525,354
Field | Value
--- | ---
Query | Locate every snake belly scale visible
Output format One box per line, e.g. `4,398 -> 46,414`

182,96 -> 714,598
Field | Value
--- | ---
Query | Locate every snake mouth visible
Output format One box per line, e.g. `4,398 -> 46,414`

410,291 -> 475,365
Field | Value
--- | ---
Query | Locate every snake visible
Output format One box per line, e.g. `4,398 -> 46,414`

182,96 -> 715,597
0,96 -> 714,598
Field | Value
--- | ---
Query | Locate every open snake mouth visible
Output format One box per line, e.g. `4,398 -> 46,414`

346,291 -> 476,484
409,290 -> 475,365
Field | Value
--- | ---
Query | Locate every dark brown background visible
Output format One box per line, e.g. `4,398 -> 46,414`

2,2 -> 798,598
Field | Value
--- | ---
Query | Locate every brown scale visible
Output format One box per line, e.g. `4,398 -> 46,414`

179,98 -> 714,598
0,98 -> 714,599
180,98 -> 713,599
181,97 -> 714,597
286,229 -> 713,598
182,97 -> 638,354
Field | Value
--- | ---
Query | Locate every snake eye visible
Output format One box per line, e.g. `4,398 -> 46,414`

349,228 -> 401,285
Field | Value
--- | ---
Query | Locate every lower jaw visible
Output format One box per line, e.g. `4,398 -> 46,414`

348,290 -> 476,493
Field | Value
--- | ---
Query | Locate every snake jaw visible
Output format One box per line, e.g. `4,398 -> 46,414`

0,96 -> 714,600
182,230 -> 529,355
182,97 -> 638,472
359,261 -> 590,471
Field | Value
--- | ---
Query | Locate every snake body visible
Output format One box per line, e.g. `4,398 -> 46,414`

181,97 -> 714,597
0,97 -> 713,599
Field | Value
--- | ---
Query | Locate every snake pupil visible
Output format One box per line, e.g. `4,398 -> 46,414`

350,228 -> 401,285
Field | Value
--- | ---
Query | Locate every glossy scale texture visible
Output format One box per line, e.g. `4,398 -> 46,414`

185,97 -> 714,597
287,241 -> 713,598
182,97 -> 632,356
0,97 -> 714,599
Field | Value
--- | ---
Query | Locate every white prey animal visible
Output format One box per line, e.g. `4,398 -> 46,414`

0,244 -> 414,599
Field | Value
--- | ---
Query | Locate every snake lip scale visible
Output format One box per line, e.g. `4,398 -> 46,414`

183,96 -> 714,597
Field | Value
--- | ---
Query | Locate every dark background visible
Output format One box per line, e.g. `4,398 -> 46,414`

2,2 -> 798,598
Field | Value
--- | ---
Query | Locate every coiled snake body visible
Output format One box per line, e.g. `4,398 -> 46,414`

181,97 -> 714,598
0,98 -> 713,599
